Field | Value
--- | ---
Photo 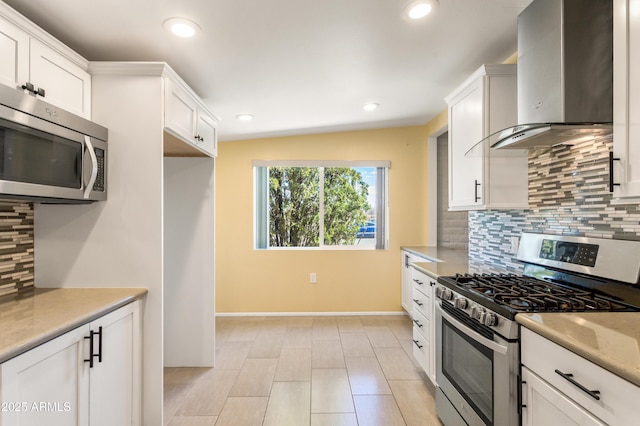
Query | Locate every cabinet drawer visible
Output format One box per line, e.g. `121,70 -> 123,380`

410,268 -> 430,296
411,287 -> 430,320
521,328 -> 639,425
411,308 -> 430,341
412,327 -> 429,374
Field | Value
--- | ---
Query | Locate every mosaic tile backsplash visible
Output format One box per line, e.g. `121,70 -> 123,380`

0,201 -> 34,297
469,135 -> 640,274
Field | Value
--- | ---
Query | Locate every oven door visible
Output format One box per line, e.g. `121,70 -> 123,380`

435,301 -> 519,426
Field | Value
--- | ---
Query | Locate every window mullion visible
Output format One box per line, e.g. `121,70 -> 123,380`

319,167 -> 325,247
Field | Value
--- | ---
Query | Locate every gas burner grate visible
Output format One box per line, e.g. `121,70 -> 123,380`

451,273 -> 629,313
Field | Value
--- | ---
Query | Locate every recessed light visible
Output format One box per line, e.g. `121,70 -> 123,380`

163,18 -> 201,38
404,0 -> 438,20
362,103 -> 380,111
236,114 -> 254,121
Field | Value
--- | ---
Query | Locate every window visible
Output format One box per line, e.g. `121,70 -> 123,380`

254,161 -> 389,249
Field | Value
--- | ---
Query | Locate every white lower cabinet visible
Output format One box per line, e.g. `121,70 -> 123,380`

521,327 -> 639,426
0,301 -> 141,426
521,366 -> 604,426
410,267 -> 436,385
401,250 -> 420,314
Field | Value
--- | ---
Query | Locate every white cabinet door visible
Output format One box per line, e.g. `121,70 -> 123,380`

196,112 -> 218,157
0,15 -> 28,90
448,78 -> 484,209
88,301 -> 141,426
29,39 -> 91,118
613,0 -> 640,202
0,325 -> 90,426
165,78 -> 198,143
521,367 -> 605,426
445,64 -> 526,211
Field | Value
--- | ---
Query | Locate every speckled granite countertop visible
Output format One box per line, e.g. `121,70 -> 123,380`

0,287 -> 147,363
517,312 -> 640,387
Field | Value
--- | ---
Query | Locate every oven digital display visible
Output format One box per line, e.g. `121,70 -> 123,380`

539,239 -> 599,267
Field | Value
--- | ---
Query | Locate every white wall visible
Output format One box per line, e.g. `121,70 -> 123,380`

164,157 -> 215,367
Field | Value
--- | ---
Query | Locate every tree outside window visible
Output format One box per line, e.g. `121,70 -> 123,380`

255,161 -> 388,250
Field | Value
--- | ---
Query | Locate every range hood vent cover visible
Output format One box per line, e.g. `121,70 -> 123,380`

489,0 -> 613,151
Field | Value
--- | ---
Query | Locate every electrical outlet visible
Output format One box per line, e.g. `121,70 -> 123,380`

310,272 -> 317,284
510,236 -> 520,254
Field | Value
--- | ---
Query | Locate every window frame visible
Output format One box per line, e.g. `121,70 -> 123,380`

253,160 -> 390,251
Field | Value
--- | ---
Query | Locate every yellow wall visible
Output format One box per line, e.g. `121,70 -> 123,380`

216,125 -> 429,313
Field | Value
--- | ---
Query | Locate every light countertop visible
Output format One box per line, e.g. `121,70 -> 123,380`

517,312 -> 640,387
0,287 -> 147,363
402,246 -> 510,278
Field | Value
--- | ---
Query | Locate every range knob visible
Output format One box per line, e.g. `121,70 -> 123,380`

470,306 -> 484,320
442,289 -> 454,301
454,297 -> 468,309
435,286 -> 444,299
483,312 -> 499,327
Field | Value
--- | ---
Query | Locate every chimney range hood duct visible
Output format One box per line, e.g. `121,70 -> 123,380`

484,0 -> 613,151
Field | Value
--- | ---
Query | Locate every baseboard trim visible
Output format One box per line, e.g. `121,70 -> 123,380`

216,311 -> 408,317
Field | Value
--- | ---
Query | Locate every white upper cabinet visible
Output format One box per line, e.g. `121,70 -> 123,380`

0,9 -> 91,118
165,74 -> 219,157
0,14 -> 28,89
445,64 -> 528,211
29,39 -> 91,118
612,0 -> 640,203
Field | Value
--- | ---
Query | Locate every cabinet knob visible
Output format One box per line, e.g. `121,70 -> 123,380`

20,82 -> 45,98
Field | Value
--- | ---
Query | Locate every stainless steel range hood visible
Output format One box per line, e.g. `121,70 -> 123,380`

488,0 -> 613,150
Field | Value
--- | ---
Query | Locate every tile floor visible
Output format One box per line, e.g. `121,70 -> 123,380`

164,315 -> 442,425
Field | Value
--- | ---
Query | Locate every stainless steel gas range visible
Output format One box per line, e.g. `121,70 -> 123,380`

434,233 -> 640,426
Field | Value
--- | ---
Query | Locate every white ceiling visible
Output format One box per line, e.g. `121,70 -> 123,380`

4,0 -> 533,141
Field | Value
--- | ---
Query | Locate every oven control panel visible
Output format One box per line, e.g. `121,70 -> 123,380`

539,239 -> 598,267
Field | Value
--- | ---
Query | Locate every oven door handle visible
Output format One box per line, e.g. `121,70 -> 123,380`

438,304 -> 508,355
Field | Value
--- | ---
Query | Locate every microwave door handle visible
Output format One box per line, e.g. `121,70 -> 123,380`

83,135 -> 98,199
437,304 -> 508,355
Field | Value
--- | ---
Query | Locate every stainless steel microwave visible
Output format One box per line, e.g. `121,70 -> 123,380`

0,84 -> 107,204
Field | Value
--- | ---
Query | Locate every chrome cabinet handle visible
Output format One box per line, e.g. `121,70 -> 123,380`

412,339 -> 423,349
474,179 -> 481,202
412,298 -> 423,307
412,278 -> 424,285
413,319 -> 423,328
554,369 -> 601,400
